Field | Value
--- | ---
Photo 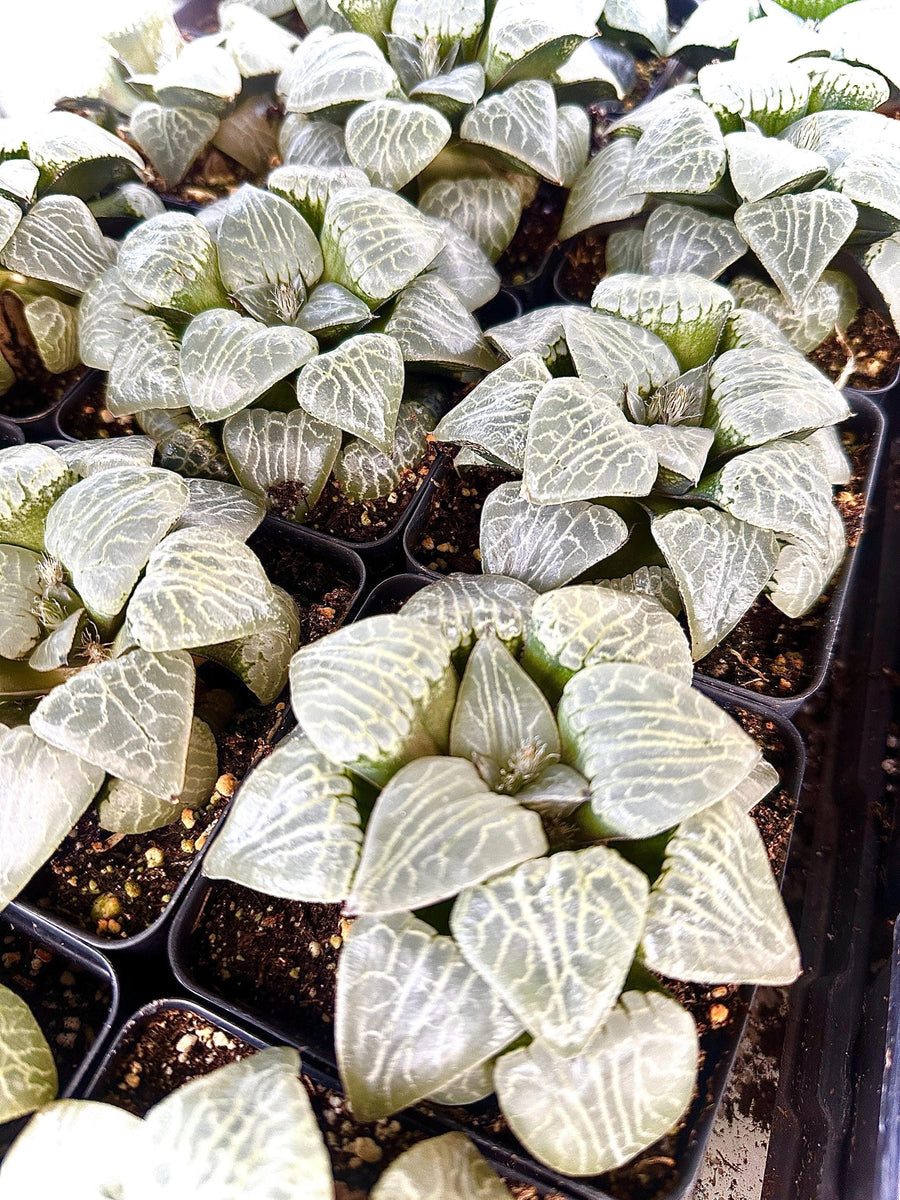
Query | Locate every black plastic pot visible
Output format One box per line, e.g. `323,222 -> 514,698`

0,381 -> 79,443
0,416 -> 25,447
0,903 -> 120,1156
355,572 -> 430,619
474,287 -> 523,329
167,692 -> 804,1200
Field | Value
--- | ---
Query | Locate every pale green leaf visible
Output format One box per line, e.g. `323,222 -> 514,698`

223,406 -> 341,518
556,104 -> 590,190
372,1133 -> 510,1200
778,110 -> 900,175
332,400 -> 430,501
295,282 -> 372,338
559,138 -> 645,242
220,3 -> 299,76
108,313 -> 190,416
0,196 -> 114,294
0,985 -> 57,1123
267,163 -> 371,233
296,332 -> 404,453
117,212 -> 228,314
0,197 -> 21,257
564,308 -> 681,400
346,100 -> 451,191
281,29 -> 400,114
832,145 -> 900,226
0,444 -> 72,553
861,233 -> 900,333
199,583 -> 299,702
385,277 -> 496,372
461,81 -> 561,183
282,118 -> 353,168
641,424 -> 714,492
21,295 -> 75,376
626,97 -> 727,197
804,425 -> 852,487
724,130 -> 829,203
597,564 -> 681,616
423,218 -> 500,312
400,573 -> 537,655
480,0 -> 593,90
667,0 -> 757,55
390,0 -> 484,57
728,271 -> 858,353
697,60 -> 811,136
806,59 -> 889,113
768,504 -> 845,618
602,0 -> 668,53
130,102 -> 221,190
27,110 -> 143,194
418,176 -> 522,263
77,265 -> 150,371
409,64 -> 487,116
0,545 -> 42,660
151,39 -> 242,114
641,204 -> 746,280
174,478 -> 266,540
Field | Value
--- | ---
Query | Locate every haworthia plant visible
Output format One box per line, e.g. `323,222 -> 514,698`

0,444 -> 300,913
0,985 -> 58,1123
204,577 -> 799,1177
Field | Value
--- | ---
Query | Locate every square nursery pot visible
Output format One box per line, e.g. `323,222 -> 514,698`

166,693 -> 805,1200
0,903 -> 120,1157
0,416 -> 24,448
14,516 -> 364,959
402,393 -> 887,718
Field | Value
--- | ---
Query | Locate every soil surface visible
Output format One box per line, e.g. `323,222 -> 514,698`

247,524 -> 359,642
0,368 -> 86,421
0,921 -> 112,1089
142,143 -> 264,207
557,229 -> 608,302
809,306 -> 900,392
58,380 -> 137,439
496,183 -> 566,290
303,446 -> 438,544
412,461 -> 516,574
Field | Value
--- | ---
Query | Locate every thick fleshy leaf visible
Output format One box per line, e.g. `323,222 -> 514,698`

280,29 -> 400,114
652,507 -> 780,661
667,0 -> 757,54
606,228 -> 644,277
24,296 -> 78,375
556,104 -> 591,189
137,407 -> 233,481
523,378 -> 658,504
626,97 -> 727,196
453,846 -> 648,1057
0,196 -> 21,257
461,81 -> 560,182
558,662 -> 760,838
728,272 -> 858,353
861,233 -> 900,333
321,187 -> 443,306
181,309 -> 318,422
220,2 -> 300,75
45,466 -> 188,622
89,182 -> 166,221
400,573 -> 537,655
434,353 -> 550,471
296,332 -> 403,453
127,528 -> 279,651
564,308 -> 680,400
642,424 -> 714,492
290,614 -> 457,785
734,193 -> 858,309
0,444 -> 72,553
423,218 -> 500,312
768,504 -> 845,618
268,163 -> 371,232
78,265 -> 150,371
26,109 -> 142,193
348,756 -> 547,915
0,161 -> 37,208
480,0 -> 593,90
806,59 -> 889,113
333,400 -> 430,501
418,177 -> 522,263
96,717 -> 218,835
641,795 -> 800,985
346,100 -> 451,191
0,985 -> 57,1122
0,727 -> 105,908
720,308 -> 796,354
199,583 -> 299,703
295,282 -> 372,339
390,0 -> 483,56
130,102 -> 220,189
778,110 -> 900,175
698,60 -> 811,136
28,609 -> 85,674
559,138 -> 645,241
494,991 -> 698,1176
522,585 -> 693,704
641,204 -> 746,280
385,277 -> 496,372
0,545 -> 42,660
129,1048 -> 332,1200
117,212 -> 228,314
480,483 -> 629,592
223,407 -> 341,519
30,649 -> 194,800
818,0 -> 900,89
282,118 -> 353,168
372,1133 -> 510,1200
724,131 -> 829,203
832,146 -> 900,228
409,64 -> 487,116
805,425 -> 852,487
205,729 -> 360,900
174,478 -> 266,539
107,313 -> 190,416
337,911 -> 523,1119
0,196 -> 114,294
598,565 -> 681,616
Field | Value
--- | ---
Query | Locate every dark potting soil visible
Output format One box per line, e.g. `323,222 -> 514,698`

0,921 -> 111,1087
557,229 -> 607,302
0,368 -> 86,420
809,306 -> 900,391
141,142 -> 267,206
301,446 -> 438,543
495,183 -> 566,289
59,380 -> 137,439
247,524 -> 358,643
414,461 -> 517,574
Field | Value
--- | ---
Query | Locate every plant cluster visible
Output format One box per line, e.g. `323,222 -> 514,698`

204,574 -> 799,1176
0,440 -> 296,910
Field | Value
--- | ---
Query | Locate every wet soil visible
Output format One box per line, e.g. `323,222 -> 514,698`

496,183 -> 566,290
809,307 -> 900,392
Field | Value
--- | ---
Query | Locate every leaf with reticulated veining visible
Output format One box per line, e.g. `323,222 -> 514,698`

558,661 -> 760,838
0,725 -> 105,907
724,131 -> 829,204
0,444 -> 73,553
778,110 -> 900,174
78,265 -> 150,371
461,80 -> 561,183
127,527 -> 279,651
205,728 -> 360,899
0,196 -> 114,294
728,272 -> 858,353
0,194 -> 23,255
346,100 -> 451,191
597,564 -> 681,616
0,158 -> 38,207
107,313 -> 190,416
130,102 -> 221,190
117,212 -> 229,314
268,163 -> 371,233
45,466 -> 188,622
409,64 -> 487,116
130,1048 -> 332,1200
23,295 -> 78,375
698,60 -> 811,136
296,332 -> 404,453
522,585 -> 693,705
734,192 -> 858,310
479,0 -> 592,90
400,573 -> 537,656
199,583 -> 299,703
332,400 -> 430,501
220,2 -> 299,76
626,97 -> 727,197
434,353 -> 550,471
652,507 -> 780,660
281,28 -> 400,114
768,504 -> 845,618
453,846 -> 648,1057
143,38 -> 240,114
90,182 -> 166,221
27,108 -> 143,194
522,378 -> 658,504
321,186 -> 443,306
832,145 -> 900,227
806,59 -> 889,113
423,217 -> 500,312
0,985 -> 57,1122
641,204 -> 745,280
556,104 -> 590,189
282,118 -> 353,168
30,648 -> 194,800
861,233 -> 900,334
641,794 -> 800,984
290,614 -> 457,784
136,408 -> 233,482
390,0 -> 483,55
372,1133 -> 510,1200
97,716 -> 218,834
515,762 -> 590,817
0,545 -> 43,660
181,309 -> 318,423
559,138 -> 645,242
174,478 -> 266,540
641,424 -> 714,493
28,609 -> 84,674
419,177 -> 522,263
223,406 -> 340,519
480,483 -> 629,592
348,755 -> 547,915
296,282 -> 372,339
566,307 -> 681,400
591,272 -> 734,372
720,308 -> 795,354
804,426 -> 852,486
494,991 -> 698,1175
337,911 -> 524,1119
385,277 -> 496,372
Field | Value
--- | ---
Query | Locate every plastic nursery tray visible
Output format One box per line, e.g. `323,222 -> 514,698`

13,516 -> 364,959
166,691 -> 804,1200
0,416 -> 24,448
0,902 -> 121,1156
402,393 -> 886,718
